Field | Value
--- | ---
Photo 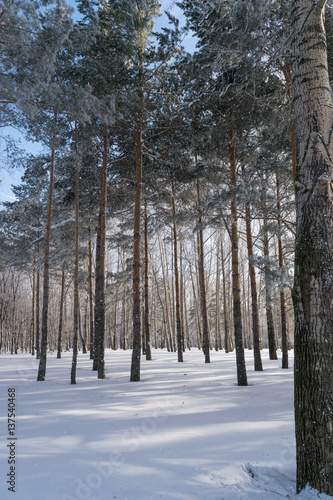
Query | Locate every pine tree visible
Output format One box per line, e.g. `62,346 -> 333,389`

292,0 -> 333,495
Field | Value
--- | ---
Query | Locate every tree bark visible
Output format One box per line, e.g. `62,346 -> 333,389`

71,127 -> 80,384
220,238 -> 231,353
276,174 -> 288,369
88,226 -> 94,360
35,269 -> 40,359
215,242 -> 222,351
172,180 -> 184,362
94,124 -> 108,379
144,199 -> 151,360
57,263 -> 66,359
31,269 -> 35,356
130,115 -> 143,381
229,124 -> 247,386
196,178 -> 210,363
37,122 -> 56,381
245,203 -> 263,371
292,0 -> 333,494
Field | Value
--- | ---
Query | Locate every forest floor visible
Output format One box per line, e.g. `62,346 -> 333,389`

0,348 -> 332,500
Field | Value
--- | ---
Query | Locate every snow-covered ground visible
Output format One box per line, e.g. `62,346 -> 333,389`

0,348 -> 331,500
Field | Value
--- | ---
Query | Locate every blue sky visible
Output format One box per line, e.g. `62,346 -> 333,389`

0,0 -> 196,205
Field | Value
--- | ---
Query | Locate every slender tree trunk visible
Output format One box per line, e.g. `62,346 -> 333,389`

88,226 -> 94,360
220,239 -> 230,352
262,184 -> 278,360
78,300 -> 87,354
229,124 -> 247,386
188,259 -> 201,350
144,199 -> 151,360
245,203 -> 263,371
94,124 -> 108,379
215,243 -> 221,351
179,242 -> 186,352
35,270 -> 40,359
292,1 -> 333,494
196,177 -> 210,363
37,121 -> 56,381
172,180 -> 183,362
57,263 -> 66,359
93,225 -> 101,370
31,270 -> 35,356
158,235 -> 174,352
130,113 -> 143,381
276,174 -> 288,369
71,127 -> 80,384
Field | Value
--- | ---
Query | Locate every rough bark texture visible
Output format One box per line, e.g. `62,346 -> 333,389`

229,125 -> 247,386
292,0 -> 333,494
37,144 -> 55,381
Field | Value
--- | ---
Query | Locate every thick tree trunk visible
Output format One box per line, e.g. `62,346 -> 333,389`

172,180 -> 184,362
94,124 -> 108,379
37,136 -> 56,382
196,178 -> 210,363
229,125 -> 247,386
57,263 -> 66,359
292,1 -> 333,494
245,203 -> 263,371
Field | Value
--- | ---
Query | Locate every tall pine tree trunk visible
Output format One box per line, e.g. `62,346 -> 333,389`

229,124 -> 247,386
276,174 -> 288,369
172,180 -> 183,363
31,269 -> 35,356
37,121 -> 56,381
57,263 -> 66,359
144,199 -> 151,360
215,242 -> 222,351
71,127 -> 80,384
196,178 -> 210,363
220,238 -> 231,353
88,226 -> 94,360
94,124 -> 108,379
292,1 -> 333,494
130,114 -> 143,381
245,203 -> 263,371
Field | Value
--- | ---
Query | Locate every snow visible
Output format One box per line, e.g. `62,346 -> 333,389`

0,349 -> 332,500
